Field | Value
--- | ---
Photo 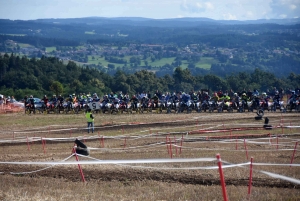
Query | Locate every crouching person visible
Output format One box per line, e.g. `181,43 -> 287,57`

74,138 -> 90,156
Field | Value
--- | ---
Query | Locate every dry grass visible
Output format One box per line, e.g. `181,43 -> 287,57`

0,112 -> 300,201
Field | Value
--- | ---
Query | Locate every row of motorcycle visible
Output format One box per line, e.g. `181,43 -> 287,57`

24,97 -> 299,114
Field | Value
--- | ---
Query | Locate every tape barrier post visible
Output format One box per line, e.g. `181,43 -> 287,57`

166,136 -> 169,155
180,134 -> 183,154
98,132 -> 101,146
290,141 -> 298,167
124,137 -> 127,149
72,147 -> 86,183
276,134 -> 279,150
174,136 -> 178,156
169,138 -> 173,159
43,138 -> 46,154
216,154 -> 228,201
247,157 -> 254,198
32,134 -> 35,145
26,136 -> 30,151
101,136 -> 104,148
244,139 -> 248,160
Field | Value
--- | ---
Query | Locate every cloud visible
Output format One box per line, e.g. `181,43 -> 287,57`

269,0 -> 300,18
180,0 -> 214,13
223,13 -> 237,20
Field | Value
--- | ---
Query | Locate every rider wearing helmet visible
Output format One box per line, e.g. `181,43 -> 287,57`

42,95 -> 48,109
28,95 -> 35,109
130,95 -> 139,109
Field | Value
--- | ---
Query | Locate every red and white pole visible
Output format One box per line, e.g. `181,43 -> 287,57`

72,147 -> 86,182
248,157 -> 254,198
290,141 -> 298,167
216,154 -> 228,201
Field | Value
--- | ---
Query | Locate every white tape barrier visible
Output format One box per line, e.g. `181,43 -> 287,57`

0,158 -> 216,165
3,153 -> 300,185
3,157 -> 300,185
10,154 -> 74,175
260,171 -> 300,185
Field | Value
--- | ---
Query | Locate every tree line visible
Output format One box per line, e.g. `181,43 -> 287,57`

0,53 -> 299,100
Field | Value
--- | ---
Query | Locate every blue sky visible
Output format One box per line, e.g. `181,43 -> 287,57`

1,0 -> 299,20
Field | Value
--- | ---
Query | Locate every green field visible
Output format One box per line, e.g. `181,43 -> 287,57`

87,55 -> 217,70
85,31 -> 96,35
18,43 -> 32,48
45,46 -> 57,52
1,33 -> 26,36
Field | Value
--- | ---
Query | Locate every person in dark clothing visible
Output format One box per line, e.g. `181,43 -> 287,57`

74,138 -> 90,156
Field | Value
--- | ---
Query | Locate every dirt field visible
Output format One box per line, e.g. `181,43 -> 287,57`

0,112 -> 299,201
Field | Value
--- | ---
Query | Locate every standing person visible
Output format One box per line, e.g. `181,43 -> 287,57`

85,108 -> 94,133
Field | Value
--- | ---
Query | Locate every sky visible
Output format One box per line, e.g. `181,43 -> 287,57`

0,0 -> 299,21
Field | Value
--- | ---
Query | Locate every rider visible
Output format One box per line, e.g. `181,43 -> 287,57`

151,93 -> 159,108
141,96 -> 149,108
28,95 -> 35,110
160,94 -> 167,108
191,92 -> 199,109
181,92 -> 191,105
288,91 -> 298,107
42,95 -> 49,109
130,95 -> 139,109
241,93 -> 249,109
50,95 -> 57,109
273,90 -> 281,110
101,95 -> 109,109
170,92 -> 179,109
57,95 -> 64,108
67,95 -> 73,109
261,92 -> 270,109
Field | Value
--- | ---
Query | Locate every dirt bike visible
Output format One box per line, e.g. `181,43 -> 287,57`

286,99 -> 299,112
177,100 -> 192,113
25,103 -> 36,114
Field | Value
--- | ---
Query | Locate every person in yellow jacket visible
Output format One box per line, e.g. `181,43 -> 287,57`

85,108 -> 94,133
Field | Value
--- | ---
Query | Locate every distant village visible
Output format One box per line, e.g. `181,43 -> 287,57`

1,38 -> 300,67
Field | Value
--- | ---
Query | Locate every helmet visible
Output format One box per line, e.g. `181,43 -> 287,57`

69,95 -> 72,98
73,93 -> 75,96
7,96 -> 10,99
242,93 -> 246,96
30,95 -> 33,98
291,91 -> 295,94
162,94 -> 165,97
262,92 -> 266,96
233,93 -> 237,96
275,91 -> 279,95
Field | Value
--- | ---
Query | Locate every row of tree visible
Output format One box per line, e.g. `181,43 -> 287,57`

0,53 -> 299,100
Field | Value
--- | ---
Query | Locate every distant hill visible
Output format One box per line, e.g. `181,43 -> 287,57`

32,16 -> 300,27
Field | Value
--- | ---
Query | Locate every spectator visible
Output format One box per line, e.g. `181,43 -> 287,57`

85,108 -> 94,133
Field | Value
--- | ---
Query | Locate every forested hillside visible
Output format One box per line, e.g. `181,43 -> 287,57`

0,54 -> 299,100
0,18 -> 300,77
